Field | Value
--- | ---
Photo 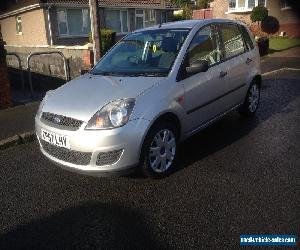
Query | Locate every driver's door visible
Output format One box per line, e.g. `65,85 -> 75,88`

179,24 -> 228,133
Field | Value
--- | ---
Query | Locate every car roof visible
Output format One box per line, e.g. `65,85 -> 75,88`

135,19 -> 245,32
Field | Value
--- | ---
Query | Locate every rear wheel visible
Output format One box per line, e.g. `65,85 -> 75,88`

239,81 -> 260,116
140,122 -> 178,178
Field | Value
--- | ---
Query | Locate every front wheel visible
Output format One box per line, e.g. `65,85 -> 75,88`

239,81 -> 261,116
140,122 -> 178,178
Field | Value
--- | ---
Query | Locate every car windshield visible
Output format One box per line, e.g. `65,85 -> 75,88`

91,28 -> 190,77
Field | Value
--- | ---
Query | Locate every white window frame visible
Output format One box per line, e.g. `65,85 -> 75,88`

120,10 -> 129,34
281,0 -> 292,10
161,11 -> 167,24
57,8 -> 90,38
16,16 -> 22,35
135,9 -> 156,29
104,9 -> 129,35
227,0 -> 267,13
135,9 -> 145,29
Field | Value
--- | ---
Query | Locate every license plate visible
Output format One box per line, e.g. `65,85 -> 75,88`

41,129 -> 70,149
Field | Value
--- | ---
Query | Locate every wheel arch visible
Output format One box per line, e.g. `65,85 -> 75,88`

253,74 -> 262,87
138,111 -> 182,162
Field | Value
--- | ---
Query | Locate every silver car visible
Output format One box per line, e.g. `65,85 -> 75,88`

35,19 -> 261,178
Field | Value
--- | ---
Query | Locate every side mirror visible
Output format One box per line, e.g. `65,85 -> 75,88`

186,60 -> 209,76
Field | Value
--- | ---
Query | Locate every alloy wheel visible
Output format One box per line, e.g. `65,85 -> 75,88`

248,83 -> 260,112
148,129 -> 176,173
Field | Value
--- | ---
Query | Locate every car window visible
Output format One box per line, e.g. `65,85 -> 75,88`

187,25 -> 221,67
240,25 -> 254,50
219,24 -> 246,59
91,29 -> 190,77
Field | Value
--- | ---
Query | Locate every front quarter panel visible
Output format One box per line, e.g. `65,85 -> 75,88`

132,78 -> 189,141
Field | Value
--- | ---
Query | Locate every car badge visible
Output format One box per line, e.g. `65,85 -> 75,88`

54,116 -> 61,124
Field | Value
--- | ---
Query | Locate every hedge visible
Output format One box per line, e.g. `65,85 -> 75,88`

89,29 -> 116,54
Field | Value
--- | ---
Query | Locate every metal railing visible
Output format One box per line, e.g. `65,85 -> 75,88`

6,52 -> 25,96
27,51 -> 70,97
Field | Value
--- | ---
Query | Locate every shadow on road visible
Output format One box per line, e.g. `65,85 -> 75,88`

0,202 -> 163,249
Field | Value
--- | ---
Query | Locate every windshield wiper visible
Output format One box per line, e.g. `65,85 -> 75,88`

92,72 -> 121,76
119,72 -> 166,77
132,72 -> 167,77
92,71 -> 166,77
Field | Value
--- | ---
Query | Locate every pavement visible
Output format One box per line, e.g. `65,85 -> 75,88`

0,102 -> 39,149
0,71 -> 299,249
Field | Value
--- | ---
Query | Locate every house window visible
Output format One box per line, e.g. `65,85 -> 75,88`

135,9 -> 156,30
135,9 -> 144,30
57,8 -> 91,37
248,0 -> 255,8
105,9 -> 128,34
144,10 -> 156,27
228,0 -> 266,12
16,16 -> 22,34
238,0 -> 246,9
257,0 -> 266,6
281,0 -> 292,10
161,11 -> 167,23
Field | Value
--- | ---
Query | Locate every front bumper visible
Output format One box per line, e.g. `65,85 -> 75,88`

35,115 -> 150,177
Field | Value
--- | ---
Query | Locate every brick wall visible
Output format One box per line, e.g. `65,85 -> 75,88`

0,32 -> 12,109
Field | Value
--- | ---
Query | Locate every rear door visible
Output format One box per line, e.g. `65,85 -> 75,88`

217,23 -> 249,107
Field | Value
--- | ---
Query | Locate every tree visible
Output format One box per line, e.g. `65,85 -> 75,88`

250,6 -> 268,26
261,16 -> 280,36
171,0 -> 191,7
171,0 -> 192,19
196,0 -> 213,9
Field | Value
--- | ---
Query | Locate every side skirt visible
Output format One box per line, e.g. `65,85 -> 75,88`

186,103 -> 242,138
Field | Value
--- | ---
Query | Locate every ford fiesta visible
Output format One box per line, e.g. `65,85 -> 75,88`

35,19 -> 261,178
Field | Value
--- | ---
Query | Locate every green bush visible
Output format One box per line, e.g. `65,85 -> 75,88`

89,29 -> 116,54
250,6 -> 268,23
196,0 -> 213,9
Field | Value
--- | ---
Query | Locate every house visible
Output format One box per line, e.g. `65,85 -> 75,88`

0,0 -> 176,47
209,0 -> 300,37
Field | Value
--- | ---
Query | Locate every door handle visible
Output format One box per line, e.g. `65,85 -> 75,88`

246,58 -> 252,65
219,71 -> 227,78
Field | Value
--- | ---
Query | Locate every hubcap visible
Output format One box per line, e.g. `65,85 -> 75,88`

149,129 -> 176,173
248,84 -> 260,112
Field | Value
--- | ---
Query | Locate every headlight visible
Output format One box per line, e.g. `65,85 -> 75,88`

85,98 -> 135,130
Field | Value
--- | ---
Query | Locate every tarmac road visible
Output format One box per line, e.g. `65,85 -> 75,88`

0,75 -> 299,249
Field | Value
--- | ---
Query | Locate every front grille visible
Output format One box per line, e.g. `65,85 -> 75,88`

96,149 -> 123,166
41,140 -> 92,165
41,112 -> 83,130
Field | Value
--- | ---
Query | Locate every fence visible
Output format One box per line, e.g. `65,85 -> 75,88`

193,9 -> 213,20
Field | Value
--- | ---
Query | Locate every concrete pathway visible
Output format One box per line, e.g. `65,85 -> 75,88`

0,102 -> 39,148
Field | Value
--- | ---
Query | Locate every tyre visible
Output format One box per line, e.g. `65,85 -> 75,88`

140,121 -> 178,178
239,81 -> 261,116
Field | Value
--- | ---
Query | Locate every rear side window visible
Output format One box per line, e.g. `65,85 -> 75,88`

240,25 -> 254,50
219,24 -> 246,59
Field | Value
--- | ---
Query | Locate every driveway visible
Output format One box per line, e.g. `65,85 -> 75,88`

261,46 -> 300,74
